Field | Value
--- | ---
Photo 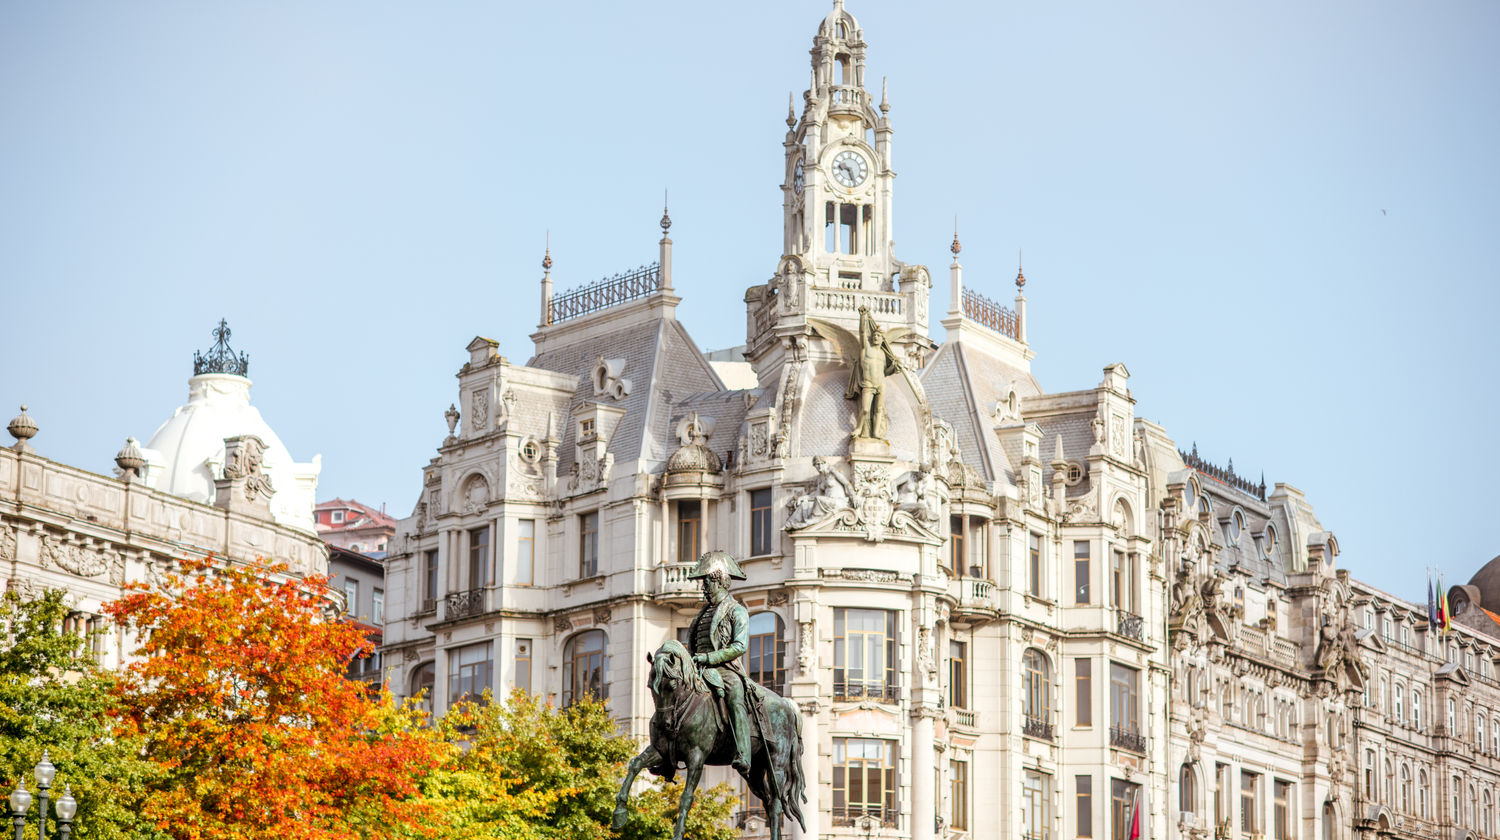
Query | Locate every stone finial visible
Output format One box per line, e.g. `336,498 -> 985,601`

444,403 -> 460,439
8,405 -> 37,452
880,77 -> 890,114
787,92 -> 796,127
1051,434 -> 1066,467
115,437 -> 145,481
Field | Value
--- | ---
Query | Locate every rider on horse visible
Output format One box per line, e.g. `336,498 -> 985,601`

686,549 -> 754,775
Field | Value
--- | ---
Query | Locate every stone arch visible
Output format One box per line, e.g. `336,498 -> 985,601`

453,470 -> 490,514
1111,495 -> 1135,536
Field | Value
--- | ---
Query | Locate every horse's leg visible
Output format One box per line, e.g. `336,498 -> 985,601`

766,788 -> 784,840
612,743 -> 664,830
673,752 -> 705,840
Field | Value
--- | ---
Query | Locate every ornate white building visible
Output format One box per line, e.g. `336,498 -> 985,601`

378,5 -> 1493,840
0,321 -> 327,667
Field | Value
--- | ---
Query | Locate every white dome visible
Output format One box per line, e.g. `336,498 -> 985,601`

141,373 -> 321,533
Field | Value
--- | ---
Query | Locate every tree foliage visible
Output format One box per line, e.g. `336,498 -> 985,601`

0,589 -> 161,840
413,691 -> 738,840
103,556 -> 442,840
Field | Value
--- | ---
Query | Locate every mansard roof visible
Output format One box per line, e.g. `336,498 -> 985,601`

921,336 -> 1039,485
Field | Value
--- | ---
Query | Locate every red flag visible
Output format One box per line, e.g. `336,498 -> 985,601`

1129,788 -> 1142,839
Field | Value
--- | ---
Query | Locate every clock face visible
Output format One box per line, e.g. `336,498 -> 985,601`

831,149 -> 868,188
793,160 -> 804,194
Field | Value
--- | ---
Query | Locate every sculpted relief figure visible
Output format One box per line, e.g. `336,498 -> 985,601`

614,551 -> 806,840
786,455 -> 853,529
894,468 -> 942,524
1168,564 -> 1202,628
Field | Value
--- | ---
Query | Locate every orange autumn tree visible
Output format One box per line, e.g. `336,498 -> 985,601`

104,556 -> 442,840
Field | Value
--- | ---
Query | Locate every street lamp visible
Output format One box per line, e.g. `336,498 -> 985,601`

7,752 -> 76,840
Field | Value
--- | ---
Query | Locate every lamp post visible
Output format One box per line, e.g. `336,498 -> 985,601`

7,752 -> 75,840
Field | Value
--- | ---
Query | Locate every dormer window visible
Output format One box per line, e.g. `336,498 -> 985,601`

1227,509 -> 1244,545
1065,462 -> 1084,486
1262,524 -> 1278,558
1182,478 -> 1197,511
332,510 -> 345,523
580,418 -> 595,438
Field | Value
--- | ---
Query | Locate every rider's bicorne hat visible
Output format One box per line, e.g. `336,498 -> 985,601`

687,549 -> 747,581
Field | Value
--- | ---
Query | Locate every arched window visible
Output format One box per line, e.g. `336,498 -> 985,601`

1383,759 -> 1393,803
1179,764 -> 1199,815
1399,764 -> 1411,813
747,612 -> 786,694
563,630 -> 608,707
1022,648 -> 1051,728
410,661 -> 435,710
1418,769 -> 1429,818
1322,802 -> 1336,840
1484,789 -> 1494,834
1492,715 -> 1499,755
1471,784 -> 1479,829
1479,714 -> 1488,751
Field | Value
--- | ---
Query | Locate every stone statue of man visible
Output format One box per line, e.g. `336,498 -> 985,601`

845,306 -> 902,440
686,550 -> 754,774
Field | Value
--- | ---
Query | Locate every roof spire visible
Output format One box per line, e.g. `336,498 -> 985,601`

543,230 -> 552,271
660,189 -> 671,235
880,76 -> 889,114
787,92 -> 796,127
1015,248 -> 1026,291
951,215 -> 961,256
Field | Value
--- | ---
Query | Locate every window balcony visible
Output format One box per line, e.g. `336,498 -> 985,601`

948,576 -> 999,624
1110,725 -> 1146,753
444,587 -> 487,621
831,806 -> 899,828
953,708 -> 978,729
1116,610 -> 1145,642
1023,714 -> 1055,742
655,561 -> 700,604
833,681 -> 901,704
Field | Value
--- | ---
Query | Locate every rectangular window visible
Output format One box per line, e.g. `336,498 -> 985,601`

1077,775 -> 1094,838
422,550 -> 438,610
950,760 -> 969,831
372,589 -> 384,625
514,638 -> 532,694
834,608 -> 898,702
1075,540 -> 1091,604
832,738 -> 897,826
1110,662 -> 1140,738
1076,658 -> 1093,727
676,500 -> 702,565
1111,779 -> 1141,840
1022,771 -> 1050,840
1028,533 -> 1042,597
949,640 -> 967,709
1110,549 -> 1129,610
332,509 -> 345,523
343,578 -> 358,614
447,641 -> 492,704
580,511 -> 599,577
949,516 -> 965,574
968,518 -> 987,576
746,613 -> 785,694
1240,771 -> 1260,834
750,489 -> 774,556
1273,780 -> 1291,840
467,526 -> 490,589
516,519 -> 535,585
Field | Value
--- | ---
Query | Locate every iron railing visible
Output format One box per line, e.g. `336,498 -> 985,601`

831,806 -> 899,828
1117,610 -> 1145,641
445,587 -> 486,620
833,681 -> 900,703
1023,715 -> 1055,741
962,287 -> 1018,339
1179,442 -> 1266,500
1111,725 -> 1146,753
549,263 -> 661,323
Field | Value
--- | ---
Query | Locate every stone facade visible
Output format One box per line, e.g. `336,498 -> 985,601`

378,5 -> 1491,840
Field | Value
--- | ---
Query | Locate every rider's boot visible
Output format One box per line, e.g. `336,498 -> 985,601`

726,678 -> 753,774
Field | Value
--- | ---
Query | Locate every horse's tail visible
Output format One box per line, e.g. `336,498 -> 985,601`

783,696 -> 808,830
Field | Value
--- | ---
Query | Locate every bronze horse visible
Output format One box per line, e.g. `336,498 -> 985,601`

612,640 -> 806,840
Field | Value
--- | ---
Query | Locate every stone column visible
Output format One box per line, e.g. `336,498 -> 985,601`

911,706 -> 938,840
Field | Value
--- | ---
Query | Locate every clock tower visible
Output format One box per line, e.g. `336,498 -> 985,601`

746,0 -> 932,384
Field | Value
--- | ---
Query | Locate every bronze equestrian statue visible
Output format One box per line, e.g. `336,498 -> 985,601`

612,550 -> 805,840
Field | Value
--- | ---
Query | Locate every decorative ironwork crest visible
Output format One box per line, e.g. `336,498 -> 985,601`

193,319 -> 250,376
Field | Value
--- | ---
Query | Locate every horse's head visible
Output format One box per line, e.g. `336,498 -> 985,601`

647,639 -> 706,702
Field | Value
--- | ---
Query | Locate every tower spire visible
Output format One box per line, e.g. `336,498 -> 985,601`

1014,248 -> 1028,344
659,190 -> 673,291
540,232 -> 554,327
947,216 -> 963,318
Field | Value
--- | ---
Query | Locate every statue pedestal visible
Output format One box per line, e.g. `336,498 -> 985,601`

848,436 -> 891,460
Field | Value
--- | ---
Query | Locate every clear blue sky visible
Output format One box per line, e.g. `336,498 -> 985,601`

2,1 -> 1496,602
